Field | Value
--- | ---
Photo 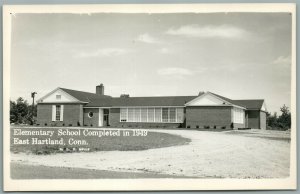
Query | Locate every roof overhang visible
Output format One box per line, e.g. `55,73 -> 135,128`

37,87 -> 83,104
185,92 -> 246,110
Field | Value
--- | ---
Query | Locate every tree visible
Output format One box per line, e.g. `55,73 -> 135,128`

10,97 -> 36,124
277,104 -> 291,130
267,111 -> 278,128
266,104 -> 291,130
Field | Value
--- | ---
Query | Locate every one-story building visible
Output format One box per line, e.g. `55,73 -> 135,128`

37,84 -> 267,129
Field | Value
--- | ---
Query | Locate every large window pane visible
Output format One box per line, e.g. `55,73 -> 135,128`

162,108 -> 169,122
141,108 -> 147,122
134,108 -> 141,122
148,108 -> 155,122
176,108 -> 184,123
56,105 -> 61,121
169,108 -> 176,122
120,108 -> 127,122
155,108 -> 161,122
128,108 -> 134,122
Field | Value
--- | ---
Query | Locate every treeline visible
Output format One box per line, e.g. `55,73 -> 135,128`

10,97 -> 37,125
266,105 -> 291,130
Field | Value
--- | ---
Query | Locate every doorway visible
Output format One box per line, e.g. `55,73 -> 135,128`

103,109 -> 109,126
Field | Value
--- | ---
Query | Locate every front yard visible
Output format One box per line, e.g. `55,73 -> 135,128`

10,127 -> 190,154
10,127 -> 291,179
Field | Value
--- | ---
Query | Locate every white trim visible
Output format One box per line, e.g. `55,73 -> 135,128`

185,92 -> 246,110
37,88 -> 82,103
88,111 -> 94,118
261,101 -> 267,112
39,101 -> 88,104
52,105 -> 56,121
98,108 -> 103,127
60,105 -> 64,121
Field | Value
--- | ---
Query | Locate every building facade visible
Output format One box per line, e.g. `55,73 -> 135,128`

37,84 -> 267,129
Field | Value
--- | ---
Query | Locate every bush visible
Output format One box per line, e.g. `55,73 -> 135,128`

214,125 -> 216,129
10,97 -> 37,125
267,105 -> 291,130
196,125 -> 199,128
221,126 -> 226,129
204,125 -> 210,129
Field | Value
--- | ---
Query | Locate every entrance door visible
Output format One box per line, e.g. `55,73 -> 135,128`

103,109 -> 109,126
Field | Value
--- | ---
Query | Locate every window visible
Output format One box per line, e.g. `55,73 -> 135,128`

176,108 -> 184,123
128,108 -> 134,122
52,105 -> 63,121
141,108 -> 148,122
120,108 -> 127,122
169,108 -> 176,122
134,108 -> 141,122
56,105 -> 61,121
162,108 -> 169,122
148,108 -> 155,122
233,107 -> 244,124
56,95 -> 61,100
119,107 -> 184,123
154,108 -> 162,122
88,111 -> 94,118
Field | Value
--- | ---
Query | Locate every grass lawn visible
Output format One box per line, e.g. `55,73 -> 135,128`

11,127 -> 190,154
11,162 -> 193,179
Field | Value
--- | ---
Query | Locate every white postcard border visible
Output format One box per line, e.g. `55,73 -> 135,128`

3,3 -> 297,191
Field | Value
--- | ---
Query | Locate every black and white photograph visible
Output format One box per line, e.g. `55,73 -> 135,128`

3,4 -> 296,191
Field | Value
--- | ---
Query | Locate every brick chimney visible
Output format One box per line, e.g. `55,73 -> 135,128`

96,84 -> 104,95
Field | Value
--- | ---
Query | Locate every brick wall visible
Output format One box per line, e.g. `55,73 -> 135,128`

37,104 -> 83,127
109,108 -> 181,128
83,108 -> 99,127
186,106 -> 232,129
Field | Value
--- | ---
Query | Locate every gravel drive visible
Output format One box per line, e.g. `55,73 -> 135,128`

11,129 -> 290,178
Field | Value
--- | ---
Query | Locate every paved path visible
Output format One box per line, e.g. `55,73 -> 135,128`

11,129 -> 290,178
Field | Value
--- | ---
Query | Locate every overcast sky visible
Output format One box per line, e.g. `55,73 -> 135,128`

10,13 -> 292,114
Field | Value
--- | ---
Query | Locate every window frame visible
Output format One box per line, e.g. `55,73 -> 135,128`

55,105 -> 61,121
119,107 -> 184,123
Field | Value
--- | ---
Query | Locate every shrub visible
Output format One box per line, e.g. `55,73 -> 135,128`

204,125 -> 210,129
44,123 -> 47,126
77,121 -> 81,126
221,126 -> 226,129
69,124 -> 72,127
196,125 -> 199,128
214,125 -> 216,129
187,125 -> 190,128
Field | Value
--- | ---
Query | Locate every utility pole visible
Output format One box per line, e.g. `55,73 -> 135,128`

31,92 -> 37,125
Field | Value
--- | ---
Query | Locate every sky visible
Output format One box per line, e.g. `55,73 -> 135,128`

10,13 -> 292,114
